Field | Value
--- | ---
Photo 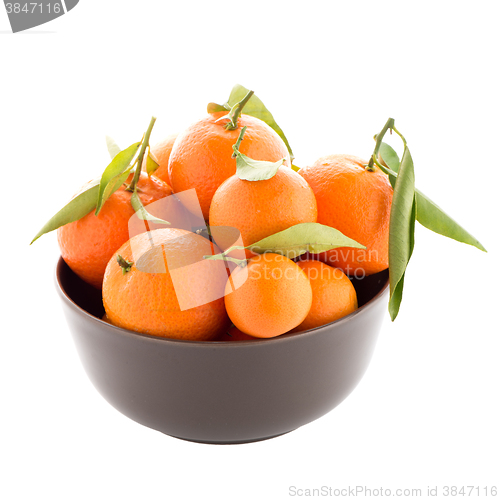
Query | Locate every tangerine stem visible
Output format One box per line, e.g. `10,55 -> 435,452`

372,155 -> 392,173
127,116 -> 157,192
117,254 -> 133,274
368,117 -> 395,170
391,125 -> 407,148
232,126 -> 247,158
223,90 -> 254,130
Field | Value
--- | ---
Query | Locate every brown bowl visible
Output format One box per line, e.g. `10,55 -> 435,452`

55,257 -> 389,444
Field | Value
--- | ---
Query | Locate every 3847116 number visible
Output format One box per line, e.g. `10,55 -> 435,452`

443,486 -> 498,496
5,3 -> 62,14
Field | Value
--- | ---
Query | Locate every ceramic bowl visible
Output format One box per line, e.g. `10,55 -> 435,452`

55,257 -> 389,444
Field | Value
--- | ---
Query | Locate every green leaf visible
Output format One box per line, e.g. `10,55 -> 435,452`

105,135 -> 121,159
145,150 -> 160,176
388,146 -> 416,321
211,84 -> 294,161
235,151 -> 285,181
388,273 -> 405,320
378,142 -> 399,189
31,179 -> 100,244
207,102 -> 230,113
388,199 -> 416,320
130,191 -> 171,225
203,254 -> 247,267
96,142 -> 140,215
30,164 -> 139,244
379,142 -> 401,172
291,164 -> 300,172
248,222 -> 366,260
378,144 -> 486,252
415,191 -> 486,252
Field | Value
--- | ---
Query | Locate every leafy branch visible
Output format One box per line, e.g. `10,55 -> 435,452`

31,117 -> 169,244
204,222 -> 366,264
231,126 -> 286,181
370,118 -> 486,321
214,90 -> 254,130
208,83 -> 294,161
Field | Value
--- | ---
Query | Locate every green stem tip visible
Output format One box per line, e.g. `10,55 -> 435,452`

373,117 -> 395,157
126,116 -> 157,193
367,117 -> 398,171
217,90 -> 254,130
117,254 -> 133,274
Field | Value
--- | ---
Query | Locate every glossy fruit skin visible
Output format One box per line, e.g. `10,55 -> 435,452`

293,259 -> 358,332
103,228 -> 231,341
168,112 -> 290,220
224,253 -> 313,339
144,133 -> 177,186
209,168 -> 317,256
57,173 -> 172,289
299,154 -> 393,276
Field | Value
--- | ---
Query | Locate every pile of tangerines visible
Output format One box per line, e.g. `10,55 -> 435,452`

37,90 -> 395,342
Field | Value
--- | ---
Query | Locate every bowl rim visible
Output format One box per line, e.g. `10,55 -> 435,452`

55,256 -> 389,348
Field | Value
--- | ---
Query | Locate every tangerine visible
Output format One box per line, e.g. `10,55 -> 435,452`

143,133 -> 177,186
168,112 -> 290,219
57,172 -> 172,288
299,154 -> 393,276
293,259 -> 358,332
209,167 -> 317,256
103,228 -> 230,340
224,253 -> 312,338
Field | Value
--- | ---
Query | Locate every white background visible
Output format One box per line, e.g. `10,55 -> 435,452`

1,1 -> 498,499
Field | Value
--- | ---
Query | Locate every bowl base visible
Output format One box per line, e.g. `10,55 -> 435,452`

167,430 -> 294,445
56,257 -> 389,446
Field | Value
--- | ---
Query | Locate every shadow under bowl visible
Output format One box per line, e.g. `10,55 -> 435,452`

55,257 -> 389,445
